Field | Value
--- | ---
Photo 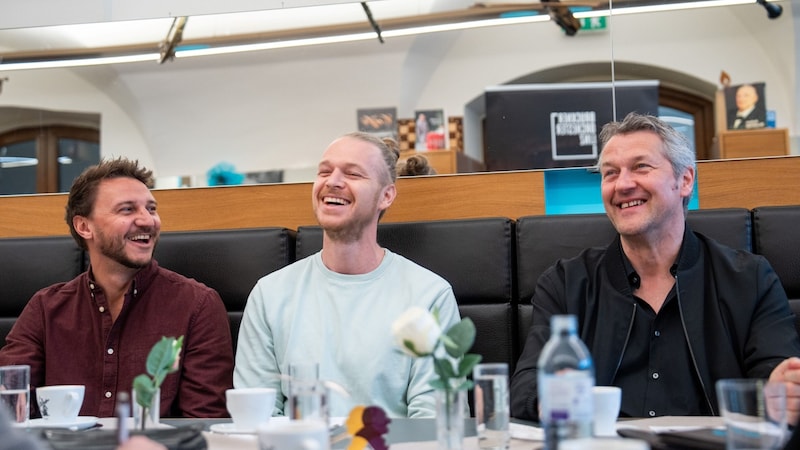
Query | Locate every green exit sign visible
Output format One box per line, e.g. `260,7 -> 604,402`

579,17 -> 607,31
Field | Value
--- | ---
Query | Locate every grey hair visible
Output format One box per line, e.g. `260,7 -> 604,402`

598,112 -> 695,209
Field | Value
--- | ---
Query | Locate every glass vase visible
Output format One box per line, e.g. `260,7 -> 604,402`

436,389 -> 465,450
132,388 -> 160,430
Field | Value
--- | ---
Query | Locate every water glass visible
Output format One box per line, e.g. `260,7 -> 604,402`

287,362 -> 322,420
288,379 -> 329,425
473,363 -> 510,450
0,365 -> 30,424
716,378 -> 788,450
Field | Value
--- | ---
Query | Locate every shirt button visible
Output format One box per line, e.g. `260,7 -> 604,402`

107,348 -> 114,355
654,330 -> 661,337
652,372 -> 660,379
90,283 -> 95,289
99,306 -> 105,313
649,410 -> 656,417
105,391 -> 112,398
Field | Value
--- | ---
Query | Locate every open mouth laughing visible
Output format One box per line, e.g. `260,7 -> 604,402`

619,199 -> 645,209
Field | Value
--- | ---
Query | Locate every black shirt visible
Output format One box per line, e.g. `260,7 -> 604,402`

615,286 -> 711,417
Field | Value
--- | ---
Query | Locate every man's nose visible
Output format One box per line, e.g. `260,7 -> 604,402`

616,169 -> 636,190
134,208 -> 157,227
326,169 -> 345,186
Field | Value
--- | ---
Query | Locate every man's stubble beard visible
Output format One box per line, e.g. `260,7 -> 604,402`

96,228 -> 158,269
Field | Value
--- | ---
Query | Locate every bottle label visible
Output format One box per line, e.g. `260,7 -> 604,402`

539,372 -> 594,422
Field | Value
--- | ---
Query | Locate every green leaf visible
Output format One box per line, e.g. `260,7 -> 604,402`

132,374 -> 155,408
146,337 -> 177,377
455,378 -> 474,391
434,358 -> 457,379
429,379 -> 448,390
457,353 -> 483,378
403,339 -> 420,356
444,318 -> 476,358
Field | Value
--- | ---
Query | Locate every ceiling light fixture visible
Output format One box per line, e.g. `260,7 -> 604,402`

0,0 -> 781,71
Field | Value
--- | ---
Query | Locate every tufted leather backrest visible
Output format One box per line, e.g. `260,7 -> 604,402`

0,236 -> 84,346
515,208 -> 753,352
752,206 -> 800,332
296,218 -> 517,372
153,228 -> 296,352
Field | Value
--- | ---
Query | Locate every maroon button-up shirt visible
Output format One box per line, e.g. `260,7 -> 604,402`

0,260 -> 233,418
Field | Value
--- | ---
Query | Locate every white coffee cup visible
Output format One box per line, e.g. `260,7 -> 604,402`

226,387 -> 276,430
36,385 -> 84,421
592,385 -> 622,437
257,420 -> 330,450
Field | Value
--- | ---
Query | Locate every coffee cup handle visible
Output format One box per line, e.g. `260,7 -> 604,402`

65,392 -> 81,417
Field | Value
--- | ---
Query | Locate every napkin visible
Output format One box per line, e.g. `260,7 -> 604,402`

509,422 -> 544,441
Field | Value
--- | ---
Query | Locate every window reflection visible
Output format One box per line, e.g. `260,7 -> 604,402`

0,141 -> 38,194
58,138 -> 100,193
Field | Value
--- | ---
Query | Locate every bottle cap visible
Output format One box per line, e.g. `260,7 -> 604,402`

551,314 -> 577,333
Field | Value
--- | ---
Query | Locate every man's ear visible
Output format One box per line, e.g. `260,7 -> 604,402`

680,166 -> 695,198
379,184 -> 397,211
73,215 -> 93,241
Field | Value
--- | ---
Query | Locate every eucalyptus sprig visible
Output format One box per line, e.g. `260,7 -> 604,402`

133,336 -> 184,409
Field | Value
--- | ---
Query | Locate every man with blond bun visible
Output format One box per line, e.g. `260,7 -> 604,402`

234,132 -> 460,418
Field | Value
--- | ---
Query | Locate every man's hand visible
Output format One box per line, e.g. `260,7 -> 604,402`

116,436 -> 167,450
768,356 -> 800,426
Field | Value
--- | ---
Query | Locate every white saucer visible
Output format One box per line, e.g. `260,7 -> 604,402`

15,416 -> 99,430
209,422 -> 257,435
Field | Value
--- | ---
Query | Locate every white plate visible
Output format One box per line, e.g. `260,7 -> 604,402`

15,416 -> 99,430
209,422 -> 257,435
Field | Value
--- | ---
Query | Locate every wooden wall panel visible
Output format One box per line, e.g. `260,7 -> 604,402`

696,156 -> 800,210
1,156 -> 797,239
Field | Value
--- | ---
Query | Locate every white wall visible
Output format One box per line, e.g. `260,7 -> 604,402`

0,2 -> 795,184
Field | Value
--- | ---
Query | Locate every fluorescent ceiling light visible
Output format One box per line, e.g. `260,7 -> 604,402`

0,53 -> 159,71
577,0 -> 757,17
0,0 -> 780,71
176,14 -> 550,58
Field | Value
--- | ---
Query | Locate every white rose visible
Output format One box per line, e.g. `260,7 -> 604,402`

392,307 -> 442,357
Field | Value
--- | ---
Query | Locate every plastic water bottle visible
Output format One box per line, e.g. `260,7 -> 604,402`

537,314 -> 595,450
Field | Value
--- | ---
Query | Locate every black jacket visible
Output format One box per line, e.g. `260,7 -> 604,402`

510,226 -> 800,421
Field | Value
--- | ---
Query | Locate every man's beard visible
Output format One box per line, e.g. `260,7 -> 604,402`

96,229 -> 157,269
322,214 -> 370,243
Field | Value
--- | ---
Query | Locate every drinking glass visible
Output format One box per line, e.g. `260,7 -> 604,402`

473,363 -> 510,450
716,378 -> 788,450
0,365 -> 30,424
287,362 -> 327,424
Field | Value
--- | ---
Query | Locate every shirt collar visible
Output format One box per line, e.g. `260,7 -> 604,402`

86,259 -> 160,297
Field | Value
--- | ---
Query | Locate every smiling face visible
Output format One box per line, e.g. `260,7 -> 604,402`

599,130 -> 694,241
311,135 -> 396,243
74,177 -> 160,270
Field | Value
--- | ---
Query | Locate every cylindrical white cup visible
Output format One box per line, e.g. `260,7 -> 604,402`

226,387 -> 276,431
592,385 -> 621,437
36,385 -> 85,422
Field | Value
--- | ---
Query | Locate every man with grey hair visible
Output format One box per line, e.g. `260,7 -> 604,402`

510,112 -> 800,422
234,132 -> 460,418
